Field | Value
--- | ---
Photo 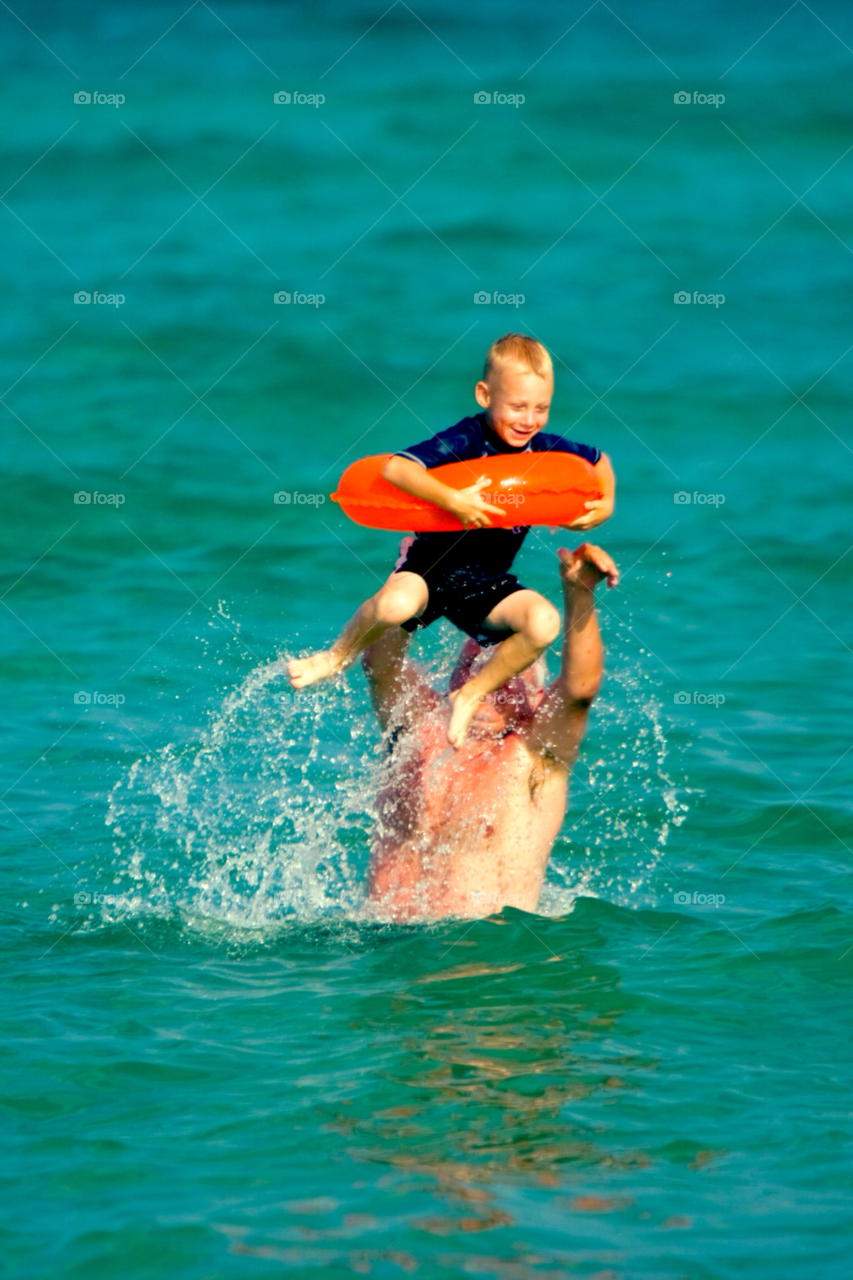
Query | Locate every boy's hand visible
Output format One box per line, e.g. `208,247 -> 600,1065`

566,451 -> 615,531
446,477 -> 504,530
564,494 -> 614,531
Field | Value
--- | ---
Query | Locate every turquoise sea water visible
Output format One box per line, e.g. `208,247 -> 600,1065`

3,2 -> 853,1275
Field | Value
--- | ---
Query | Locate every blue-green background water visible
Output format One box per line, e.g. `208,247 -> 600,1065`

3,1 -> 853,1275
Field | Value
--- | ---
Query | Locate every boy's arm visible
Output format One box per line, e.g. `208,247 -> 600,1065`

382,455 -> 502,530
564,451 -> 615,532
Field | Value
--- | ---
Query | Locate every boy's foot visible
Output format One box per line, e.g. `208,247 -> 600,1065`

447,684 -> 483,748
287,649 -> 346,688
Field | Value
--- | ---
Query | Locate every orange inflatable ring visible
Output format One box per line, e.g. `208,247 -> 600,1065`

331,452 -> 602,533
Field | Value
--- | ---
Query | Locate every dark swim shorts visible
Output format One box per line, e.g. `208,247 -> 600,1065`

394,537 -> 526,648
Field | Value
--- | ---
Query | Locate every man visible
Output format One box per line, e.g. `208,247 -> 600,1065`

362,542 -> 619,920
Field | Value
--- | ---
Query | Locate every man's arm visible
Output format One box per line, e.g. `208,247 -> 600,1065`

527,543 -> 619,768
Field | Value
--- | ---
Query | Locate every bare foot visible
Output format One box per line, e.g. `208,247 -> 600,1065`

558,543 -> 619,590
287,648 -> 346,688
447,683 -> 483,748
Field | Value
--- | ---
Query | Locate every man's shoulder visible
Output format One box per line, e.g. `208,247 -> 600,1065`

497,730 -> 570,803
499,723 -> 562,770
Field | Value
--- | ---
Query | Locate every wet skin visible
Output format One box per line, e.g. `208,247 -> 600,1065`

369,683 -> 568,920
362,544 -> 619,920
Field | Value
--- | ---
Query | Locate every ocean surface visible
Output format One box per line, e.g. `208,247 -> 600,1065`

2,1 -> 852,1276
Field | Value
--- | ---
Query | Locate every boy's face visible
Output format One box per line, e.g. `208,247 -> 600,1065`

474,362 -> 554,448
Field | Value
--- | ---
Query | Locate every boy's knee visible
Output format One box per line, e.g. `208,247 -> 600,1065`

525,600 -> 561,650
375,577 -> 426,625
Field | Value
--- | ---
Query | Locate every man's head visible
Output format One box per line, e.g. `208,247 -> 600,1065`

449,638 -> 547,735
475,333 -> 554,449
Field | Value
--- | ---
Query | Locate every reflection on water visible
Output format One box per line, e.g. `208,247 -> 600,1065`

213,912 -> 667,1277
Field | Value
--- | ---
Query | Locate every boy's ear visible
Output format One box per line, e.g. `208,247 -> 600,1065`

474,380 -> 491,408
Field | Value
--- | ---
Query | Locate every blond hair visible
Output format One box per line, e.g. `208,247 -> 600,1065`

484,333 -> 552,381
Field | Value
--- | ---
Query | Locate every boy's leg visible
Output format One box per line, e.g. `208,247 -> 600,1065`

288,571 -> 429,688
447,589 -> 560,746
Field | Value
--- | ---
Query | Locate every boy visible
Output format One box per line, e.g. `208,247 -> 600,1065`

288,333 -> 615,746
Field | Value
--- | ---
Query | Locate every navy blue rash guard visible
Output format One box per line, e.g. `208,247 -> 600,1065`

393,412 -> 600,581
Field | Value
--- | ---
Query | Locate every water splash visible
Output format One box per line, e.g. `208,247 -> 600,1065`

106,655 -> 381,935
545,641 -> 694,912
104,622 -> 691,938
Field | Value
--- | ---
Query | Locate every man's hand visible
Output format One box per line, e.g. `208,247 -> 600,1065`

558,543 -> 619,590
446,477 -> 503,530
